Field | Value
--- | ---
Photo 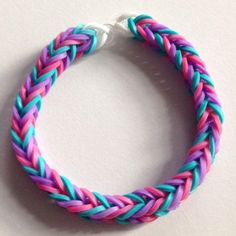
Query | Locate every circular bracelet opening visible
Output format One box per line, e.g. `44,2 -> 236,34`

37,35 -> 195,194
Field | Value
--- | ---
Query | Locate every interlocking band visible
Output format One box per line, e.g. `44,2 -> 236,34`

11,14 -> 224,224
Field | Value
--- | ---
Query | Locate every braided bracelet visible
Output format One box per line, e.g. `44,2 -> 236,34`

11,13 -> 224,224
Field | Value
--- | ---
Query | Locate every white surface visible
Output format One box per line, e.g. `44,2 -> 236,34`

0,1 -> 236,235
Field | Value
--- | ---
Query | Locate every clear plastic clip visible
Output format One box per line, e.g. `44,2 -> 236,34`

83,13 -> 137,50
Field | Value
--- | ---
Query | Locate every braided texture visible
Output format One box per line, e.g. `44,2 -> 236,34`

11,14 -> 223,224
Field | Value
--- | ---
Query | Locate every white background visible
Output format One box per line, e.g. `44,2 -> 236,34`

0,1 -> 235,235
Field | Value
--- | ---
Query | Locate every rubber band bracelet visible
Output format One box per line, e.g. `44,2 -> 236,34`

11,13 -> 224,224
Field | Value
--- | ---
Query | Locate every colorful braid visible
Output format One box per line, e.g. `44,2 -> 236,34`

11,14 -> 223,224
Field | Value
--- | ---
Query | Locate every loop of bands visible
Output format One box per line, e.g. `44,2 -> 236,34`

11,14 -> 223,224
